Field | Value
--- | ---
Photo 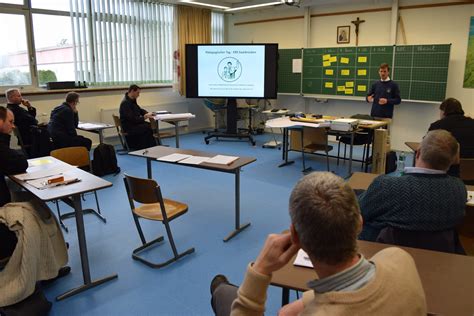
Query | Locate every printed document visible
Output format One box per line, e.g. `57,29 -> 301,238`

205,155 -> 239,165
157,153 -> 192,162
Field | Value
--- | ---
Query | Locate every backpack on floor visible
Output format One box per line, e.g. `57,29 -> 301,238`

385,151 -> 398,174
92,144 -> 120,176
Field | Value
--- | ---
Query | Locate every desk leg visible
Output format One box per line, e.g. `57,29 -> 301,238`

223,168 -> 250,242
98,130 -> 104,144
348,131 -> 354,176
147,158 -> 152,179
282,288 -> 290,306
56,195 -> 117,301
279,127 -> 294,168
364,130 -> 374,173
174,122 -> 180,148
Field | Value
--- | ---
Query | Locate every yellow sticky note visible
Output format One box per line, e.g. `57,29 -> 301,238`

357,85 -> 367,92
358,56 -> 367,63
341,69 -> 350,76
323,54 -> 331,61
340,57 -> 349,64
325,82 -> 333,88
330,56 -> 337,62
325,69 -> 334,75
345,82 -> 354,88
345,88 -> 353,94
357,69 -> 367,76
337,86 -> 345,92
323,61 -> 331,67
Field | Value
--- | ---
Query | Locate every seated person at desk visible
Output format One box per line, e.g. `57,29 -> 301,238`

6,88 -> 38,154
428,97 -> 474,178
0,106 -> 28,207
210,172 -> 426,316
119,84 -> 155,150
48,92 -> 92,151
358,130 -> 466,242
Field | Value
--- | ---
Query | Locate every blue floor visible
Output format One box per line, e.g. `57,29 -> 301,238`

44,132 -> 405,315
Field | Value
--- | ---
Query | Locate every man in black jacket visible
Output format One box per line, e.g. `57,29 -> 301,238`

119,84 -> 156,150
6,88 -> 38,155
48,92 -> 92,151
0,106 -> 28,207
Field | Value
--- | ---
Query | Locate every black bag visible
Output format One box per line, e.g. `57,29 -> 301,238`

92,144 -> 120,176
29,126 -> 54,158
385,151 -> 397,174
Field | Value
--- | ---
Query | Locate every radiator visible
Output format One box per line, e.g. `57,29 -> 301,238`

100,101 -> 189,139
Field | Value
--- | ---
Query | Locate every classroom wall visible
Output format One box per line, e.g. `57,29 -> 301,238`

226,0 -> 474,150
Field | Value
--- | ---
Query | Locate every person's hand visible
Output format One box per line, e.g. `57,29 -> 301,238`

379,98 -> 388,105
144,112 -> 153,119
21,99 -> 31,108
367,95 -> 374,102
253,232 -> 299,276
71,104 -> 78,113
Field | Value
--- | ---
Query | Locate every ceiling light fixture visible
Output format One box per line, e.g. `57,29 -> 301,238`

179,0 -> 230,10
225,1 -> 282,12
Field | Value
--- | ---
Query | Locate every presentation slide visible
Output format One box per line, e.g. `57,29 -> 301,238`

197,45 -> 265,97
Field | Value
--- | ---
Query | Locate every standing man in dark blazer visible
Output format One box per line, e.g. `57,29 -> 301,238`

0,106 -> 28,207
366,63 -> 401,119
6,88 -> 38,154
48,92 -> 92,151
119,84 -> 155,150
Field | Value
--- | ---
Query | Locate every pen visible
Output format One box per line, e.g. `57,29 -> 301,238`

143,150 -> 149,155
49,179 -> 81,187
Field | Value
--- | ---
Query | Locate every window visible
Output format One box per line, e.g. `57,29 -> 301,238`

32,14 -> 75,84
211,12 -> 224,44
31,0 -> 70,11
0,13 -> 31,86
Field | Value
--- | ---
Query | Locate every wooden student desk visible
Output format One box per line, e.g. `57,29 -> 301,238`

271,240 -> 474,315
129,145 -> 256,242
10,157 -> 117,301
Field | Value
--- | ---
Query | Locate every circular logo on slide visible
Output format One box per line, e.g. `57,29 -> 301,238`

218,57 -> 242,82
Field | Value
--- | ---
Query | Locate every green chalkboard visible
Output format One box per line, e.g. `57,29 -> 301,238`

286,44 -> 451,102
278,49 -> 302,94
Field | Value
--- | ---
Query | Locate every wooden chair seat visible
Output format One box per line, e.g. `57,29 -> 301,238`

133,199 -> 188,221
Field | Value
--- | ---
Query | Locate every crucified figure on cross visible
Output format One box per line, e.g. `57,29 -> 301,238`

351,17 -> 366,46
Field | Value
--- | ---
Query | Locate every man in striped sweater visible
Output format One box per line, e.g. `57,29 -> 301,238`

358,129 -> 466,241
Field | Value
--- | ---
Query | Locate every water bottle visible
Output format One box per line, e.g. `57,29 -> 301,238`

397,151 -> 406,174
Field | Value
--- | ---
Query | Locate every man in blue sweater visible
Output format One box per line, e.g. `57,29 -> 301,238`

358,130 -> 466,241
366,63 -> 401,119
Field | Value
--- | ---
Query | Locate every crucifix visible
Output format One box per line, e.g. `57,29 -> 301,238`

351,17 -> 366,46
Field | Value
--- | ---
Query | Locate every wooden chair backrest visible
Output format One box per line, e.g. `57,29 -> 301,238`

460,158 -> 474,182
124,174 -> 161,204
50,146 -> 90,169
112,114 -> 125,133
149,117 -> 158,132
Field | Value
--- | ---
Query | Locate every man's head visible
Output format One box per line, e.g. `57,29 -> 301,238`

378,63 -> 390,80
417,130 -> 459,171
127,84 -> 140,99
0,106 -> 15,134
65,91 -> 80,105
289,172 -> 361,265
5,88 -> 22,104
439,98 -> 464,118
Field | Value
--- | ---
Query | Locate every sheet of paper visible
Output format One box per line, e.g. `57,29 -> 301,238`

340,57 -> 349,64
345,88 -> 354,94
358,56 -> 367,63
329,56 -> 337,62
322,54 -> 331,61
157,153 -> 192,162
357,85 -> 367,92
154,113 -> 195,120
14,164 -> 76,181
337,86 -> 345,92
323,61 -> 331,67
78,122 -> 108,130
29,158 -> 54,167
292,58 -> 302,73
345,82 -> 354,88
468,191 -> 474,206
205,155 -> 239,166
324,82 -> 333,88
341,69 -> 350,76
357,69 -> 367,76
293,249 -> 313,268
178,156 -> 210,165
325,69 -> 334,75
